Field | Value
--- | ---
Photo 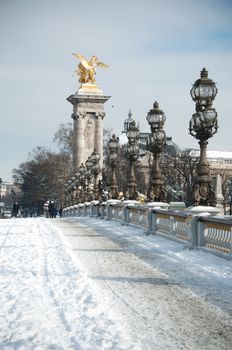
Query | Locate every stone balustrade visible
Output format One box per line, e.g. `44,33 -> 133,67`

62,201 -> 232,259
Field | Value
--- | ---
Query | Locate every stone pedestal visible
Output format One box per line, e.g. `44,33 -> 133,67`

67,83 -> 110,171
214,174 -> 224,215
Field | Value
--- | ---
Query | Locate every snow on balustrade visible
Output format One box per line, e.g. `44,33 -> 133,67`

63,201 -> 232,259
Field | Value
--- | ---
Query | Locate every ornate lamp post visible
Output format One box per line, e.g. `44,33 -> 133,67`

71,175 -> 77,205
85,156 -> 93,201
90,150 -> 101,200
126,120 -> 140,200
189,67 -> 218,206
146,101 -> 167,202
78,163 -> 86,203
108,134 -> 119,199
67,179 -> 72,206
64,182 -> 69,207
74,171 -> 80,203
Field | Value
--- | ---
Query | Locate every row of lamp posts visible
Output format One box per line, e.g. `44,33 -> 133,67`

64,149 -> 101,206
65,68 -> 218,207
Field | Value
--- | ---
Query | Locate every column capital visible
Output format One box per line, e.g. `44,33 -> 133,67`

95,112 -> 105,120
71,112 -> 86,120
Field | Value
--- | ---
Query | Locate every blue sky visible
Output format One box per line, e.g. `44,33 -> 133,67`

0,0 -> 232,181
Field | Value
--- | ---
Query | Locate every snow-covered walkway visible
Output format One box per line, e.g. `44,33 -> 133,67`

0,217 -> 232,349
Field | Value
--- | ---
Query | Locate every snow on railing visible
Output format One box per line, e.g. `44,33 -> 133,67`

62,202 -> 232,259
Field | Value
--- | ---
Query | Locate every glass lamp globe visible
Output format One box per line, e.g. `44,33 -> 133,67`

85,157 -> 92,170
79,163 -> 85,174
109,134 -> 119,150
127,121 -> 139,141
155,130 -> 166,142
190,68 -> 218,107
204,108 -> 217,125
146,101 -> 166,130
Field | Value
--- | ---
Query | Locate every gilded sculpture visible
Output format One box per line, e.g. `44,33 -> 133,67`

72,53 -> 109,84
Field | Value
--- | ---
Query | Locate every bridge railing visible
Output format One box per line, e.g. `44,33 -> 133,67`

62,201 -> 232,259
197,216 -> 232,259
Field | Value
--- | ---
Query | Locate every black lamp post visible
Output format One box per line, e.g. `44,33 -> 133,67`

66,179 -> 72,206
64,182 -> 69,207
85,156 -> 93,201
78,163 -> 86,203
74,171 -> 80,203
189,67 -> 218,206
126,120 -> 140,200
71,175 -> 77,205
108,134 -> 119,199
90,150 -> 101,200
146,101 -> 167,202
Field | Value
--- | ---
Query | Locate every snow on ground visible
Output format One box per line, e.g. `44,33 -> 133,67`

0,218 -> 132,349
0,216 -> 232,350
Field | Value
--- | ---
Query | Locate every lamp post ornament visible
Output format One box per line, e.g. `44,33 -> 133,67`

189,67 -> 218,206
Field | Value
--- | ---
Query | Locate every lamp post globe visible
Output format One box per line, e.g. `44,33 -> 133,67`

190,67 -> 218,110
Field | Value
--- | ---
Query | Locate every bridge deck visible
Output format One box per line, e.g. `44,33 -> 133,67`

52,216 -> 232,350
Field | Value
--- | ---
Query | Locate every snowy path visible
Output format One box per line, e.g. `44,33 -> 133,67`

0,217 -> 232,349
52,217 -> 232,350
0,218 -> 131,349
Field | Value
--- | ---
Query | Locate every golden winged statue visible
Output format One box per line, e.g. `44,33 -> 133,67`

72,53 -> 109,84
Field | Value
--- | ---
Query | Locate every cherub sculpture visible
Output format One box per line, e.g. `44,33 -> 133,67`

72,53 -> 109,84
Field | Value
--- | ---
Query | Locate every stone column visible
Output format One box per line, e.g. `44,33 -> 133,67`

67,89 -> 110,173
72,112 -> 86,170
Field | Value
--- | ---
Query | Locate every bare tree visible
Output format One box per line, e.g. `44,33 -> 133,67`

161,149 -> 198,206
13,147 -> 71,214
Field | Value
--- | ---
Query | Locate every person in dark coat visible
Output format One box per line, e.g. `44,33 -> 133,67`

48,201 -> 55,218
59,207 -> 63,218
12,202 -> 19,218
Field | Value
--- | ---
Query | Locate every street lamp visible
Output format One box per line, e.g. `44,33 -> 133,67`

64,182 -> 69,207
189,67 -> 218,206
78,163 -> 86,203
66,179 -> 73,206
126,120 -> 140,200
90,150 -> 101,200
71,175 -> 77,205
85,156 -> 93,201
146,101 -> 167,202
74,171 -> 80,203
108,134 -> 119,199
